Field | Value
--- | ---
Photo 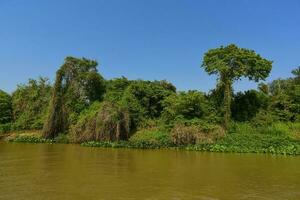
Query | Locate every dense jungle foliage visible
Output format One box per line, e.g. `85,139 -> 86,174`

2,44 -> 300,154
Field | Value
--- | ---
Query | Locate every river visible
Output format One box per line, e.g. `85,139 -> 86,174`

0,142 -> 299,200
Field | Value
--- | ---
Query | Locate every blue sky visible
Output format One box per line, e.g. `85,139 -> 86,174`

0,0 -> 300,93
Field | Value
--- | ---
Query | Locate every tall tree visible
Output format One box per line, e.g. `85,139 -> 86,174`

202,44 -> 272,129
43,57 -> 105,139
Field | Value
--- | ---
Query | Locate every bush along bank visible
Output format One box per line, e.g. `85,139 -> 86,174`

82,123 -> 300,155
7,123 -> 300,155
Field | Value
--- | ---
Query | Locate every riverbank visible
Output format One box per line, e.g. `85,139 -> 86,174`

3,127 -> 300,155
81,133 -> 300,155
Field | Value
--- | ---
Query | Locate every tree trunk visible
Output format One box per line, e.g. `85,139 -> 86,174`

221,74 -> 232,130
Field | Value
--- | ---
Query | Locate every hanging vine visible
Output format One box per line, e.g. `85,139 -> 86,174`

43,57 -> 105,139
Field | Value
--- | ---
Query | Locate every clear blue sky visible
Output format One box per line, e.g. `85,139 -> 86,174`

1,0 -> 300,93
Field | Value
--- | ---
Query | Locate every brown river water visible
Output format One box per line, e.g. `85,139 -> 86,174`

0,142 -> 299,200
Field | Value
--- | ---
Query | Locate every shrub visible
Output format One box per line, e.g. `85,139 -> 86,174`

104,77 -> 132,102
258,123 -> 289,136
251,110 -> 275,127
171,124 -> 201,145
129,129 -> 171,148
162,91 -> 213,123
231,90 -> 269,122
229,122 -> 257,135
95,102 -> 130,141
70,101 -> 130,143
121,80 -> 176,127
286,122 -> 300,139
54,134 -> 70,143
0,123 -> 11,134
0,90 -> 12,124
170,124 -> 224,145
12,77 -> 51,130
231,121 -> 300,141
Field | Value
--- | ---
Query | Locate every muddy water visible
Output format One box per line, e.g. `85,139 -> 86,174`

0,142 -> 299,200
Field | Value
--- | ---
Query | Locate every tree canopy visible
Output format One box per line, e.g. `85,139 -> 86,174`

202,44 -> 272,128
162,90 -> 212,122
12,77 -> 51,130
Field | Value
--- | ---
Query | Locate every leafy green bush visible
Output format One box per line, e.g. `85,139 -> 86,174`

0,123 -> 11,134
0,90 -> 12,124
229,122 -> 257,135
104,77 -> 132,102
285,122 -> 300,139
232,90 -> 269,122
121,80 -> 176,127
251,110 -> 275,127
230,122 -> 292,136
258,123 -> 289,136
54,134 -> 70,143
12,77 -> 51,130
129,129 -> 172,148
162,90 -> 214,123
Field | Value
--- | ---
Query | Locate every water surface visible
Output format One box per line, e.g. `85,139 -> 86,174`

0,142 -> 299,200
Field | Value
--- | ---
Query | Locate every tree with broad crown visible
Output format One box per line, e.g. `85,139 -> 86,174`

201,44 -> 272,129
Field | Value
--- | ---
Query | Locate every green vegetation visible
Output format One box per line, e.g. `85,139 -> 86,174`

11,135 -> 52,143
129,129 -> 172,148
202,44 -> 272,128
12,77 -> 51,130
2,44 -> 300,155
190,122 -> 300,155
0,90 -> 12,124
162,91 -> 216,123
43,57 -> 105,139
70,101 -> 130,143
